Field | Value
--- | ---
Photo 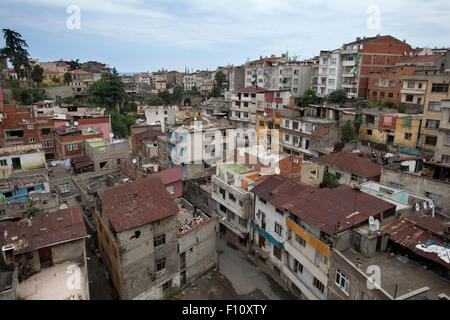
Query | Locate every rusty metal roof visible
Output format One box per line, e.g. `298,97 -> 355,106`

252,176 -> 395,235
0,207 -> 88,254
98,176 -> 179,233
381,216 -> 450,269
315,152 -> 381,178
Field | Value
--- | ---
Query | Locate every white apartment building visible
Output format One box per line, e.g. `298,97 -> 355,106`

183,74 -> 197,90
229,87 -> 266,131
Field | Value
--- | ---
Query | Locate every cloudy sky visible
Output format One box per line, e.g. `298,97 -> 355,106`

1,0 -> 449,73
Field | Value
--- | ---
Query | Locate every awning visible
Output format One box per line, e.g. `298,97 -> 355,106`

250,220 -> 283,249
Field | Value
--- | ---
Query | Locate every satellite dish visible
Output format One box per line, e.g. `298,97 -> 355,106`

415,203 -> 420,211
429,202 -> 434,208
59,204 -> 69,210
132,158 -> 137,164
109,133 -> 114,138
423,202 -> 428,210
51,161 -> 57,167
369,216 -> 375,224
369,223 -> 377,232
263,112 -> 267,117
374,219 -> 380,230
65,122 -> 70,127
274,167 -> 281,175
73,121 -> 78,126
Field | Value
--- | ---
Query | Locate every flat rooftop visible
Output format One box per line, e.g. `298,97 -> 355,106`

221,163 -> 253,174
342,248 -> 450,299
19,262 -> 87,300
176,203 -> 211,235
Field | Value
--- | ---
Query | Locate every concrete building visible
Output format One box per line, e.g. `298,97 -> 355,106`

314,152 -> 381,187
229,87 -> 266,131
0,207 -> 90,300
250,175 -> 396,300
69,69 -> 94,93
145,105 -> 179,132
83,138 -> 129,172
0,144 -> 47,179
95,176 -> 180,300
434,99 -> 450,163
54,126 -> 103,160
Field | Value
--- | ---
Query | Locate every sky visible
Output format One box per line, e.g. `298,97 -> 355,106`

1,0 -> 449,73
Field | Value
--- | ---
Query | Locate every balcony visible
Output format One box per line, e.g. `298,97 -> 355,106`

342,73 -> 356,78
342,60 -> 356,67
400,88 -> 426,95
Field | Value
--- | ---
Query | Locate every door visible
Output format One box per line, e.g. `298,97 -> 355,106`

376,236 -> 382,252
180,252 -> 186,270
258,234 -> 265,248
38,247 -> 53,268
261,212 -> 266,230
180,271 -> 187,286
12,157 -> 21,170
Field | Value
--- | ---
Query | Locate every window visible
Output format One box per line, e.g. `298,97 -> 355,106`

431,83 -> 449,93
68,143 -> 78,151
315,250 -> 328,266
424,135 -> 437,145
313,277 -> 325,293
407,81 -> 415,89
372,91 -> 377,98
418,83 -> 423,89
239,217 -> 247,228
366,129 -> 372,136
227,210 -> 235,221
335,269 -> 350,294
374,80 -> 378,87
273,246 -> 282,260
389,80 -> 395,88
445,134 -> 450,146
259,197 -> 266,205
27,125 -> 34,130
284,134 -> 290,142
388,92 -> 393,99
58,183 -> 70,193
162,280 -> 172,291
441,155 -> 450,164
156,258 -> 166,271
259,120 -> 264,126
405,95 -> 413,102
380,91 -> 385,98
425,192 -> 442,208
43,140 -> 53,148
41,128 -> 51,135
295,234 -> 306,247
328,78 -> 335,85
29,137 -> 35,143
329,68 -> 335,75
404,133 -> 412,140
351,174 -> 360,182
154,234 -> 166,247
0,159 -> 7,167
228,193 -> 236,203
284,119 -> 290,127
274,222 -> 283,236
425,120 -> 440,129
293,121 -> 299,130
293,258 -> 303,273
428,102 -> 441,112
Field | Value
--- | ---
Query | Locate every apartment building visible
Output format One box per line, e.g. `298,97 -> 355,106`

183,74 -> 197,90
434,99 -> 450,164
145,105 -> 179,132
54,126 -> 103,160
250,175 -> 396,300
314,35 -> 414,99
217,65 -> 245,92
229,87 -> 266,131
69,69 -> 94,93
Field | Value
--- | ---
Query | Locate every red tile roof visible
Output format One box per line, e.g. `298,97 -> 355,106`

315,152 -> 381,178
236,87 -> 267,94
252,176 -> 395,235
98,176 -> 179,232
0,207 -> 88,254
134,129 -> 165,142
151,166 -> 182,185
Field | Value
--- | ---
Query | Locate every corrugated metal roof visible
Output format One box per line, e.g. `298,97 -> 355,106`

98,176 -> 179,233
315,152 -> 381,178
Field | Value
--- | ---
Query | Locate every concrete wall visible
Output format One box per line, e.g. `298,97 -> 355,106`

380,166 -> 450,220
117,214 -> 178,300
44,86 -> 74,100
52,239 -> 85,265
0,266 -> 18,300
84,140 -> 130,171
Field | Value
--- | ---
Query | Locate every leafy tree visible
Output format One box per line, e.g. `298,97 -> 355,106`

354,113 -> 362,133
69,59 -> 81,70
64,72 -> 72,85
208,84 -> 222,98
323,172 -> 340,189
295,89 -> 320,106
171,85 -> 183,104
88,68 -> 126,111
30,64 -> 43,85
157,90 -> 171,105
26,201 -> 40,219
326,89 -> 347,103
214,70 -> 226,89
397,102 -> 406,113
341,120 -> 355,142
51,75 -> 60,83
1,29 -> 30,81
148,95 -> 165,106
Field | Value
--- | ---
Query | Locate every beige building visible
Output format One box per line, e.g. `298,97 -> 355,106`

434,99 -> 450,163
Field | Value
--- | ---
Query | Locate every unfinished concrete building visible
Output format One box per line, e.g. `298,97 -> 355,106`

83,138 -> 130,172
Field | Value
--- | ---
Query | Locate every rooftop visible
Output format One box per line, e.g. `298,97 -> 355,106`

221,163 -> 253,174
0,144 -> 44,157
98,176 -> 179,233
0,207 -> 88,254
315,152 -> 381,178
341,248 -> 450,299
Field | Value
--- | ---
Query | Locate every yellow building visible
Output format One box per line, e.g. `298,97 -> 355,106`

178,107 -> 202,121
393,115 -> 422,148
256,109 -> 283,151
42,69 -> 64,85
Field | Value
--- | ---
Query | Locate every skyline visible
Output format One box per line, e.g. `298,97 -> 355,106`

1,0 -> 449,73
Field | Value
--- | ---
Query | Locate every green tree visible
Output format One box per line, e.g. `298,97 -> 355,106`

51,75 -> 60,83
30,64 -> 44,86
354,113 -> 362,134
148,95 -> 165,106
323,172 -> 340,189
326,89 -> 347,103
214,70 -> 226,89
63,72 -> 72,85
397,102 -> 406,113
209,84 -> 222,98
69,59 -> 81,70
171,85 -> 183,104
157,90 -> 171,105
1,29 -> 30,81
88,68 -> 126,111
295,89 -> 320,107
341,120 -> 355,142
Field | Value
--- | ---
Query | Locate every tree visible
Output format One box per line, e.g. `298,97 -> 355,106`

88,68 -> 126,111
1,29 -> 30,81
295,89 -> 320,107
157,90 -> 171,105
341,120 -> 355,142
69,59 -> 81,70
214,70 -> 226,89
148,96 -> 165,106
30,64 -> 43,86
171,85 -> 183,104
326,89 -> 347,103
397,102 -> 406,113
51,75 -> 60,83
64,72 -> 72,85
209,84 -> 222,98
322,172 -> 340,189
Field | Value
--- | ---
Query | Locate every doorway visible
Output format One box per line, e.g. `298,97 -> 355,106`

38,247 -> 53,268
12,157 -> 21,170
180,271 -> 187,287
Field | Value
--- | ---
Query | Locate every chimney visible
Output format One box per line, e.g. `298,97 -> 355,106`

376,34 -> 380,38
356,37 -> 361,41
1,244 -> 15,266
